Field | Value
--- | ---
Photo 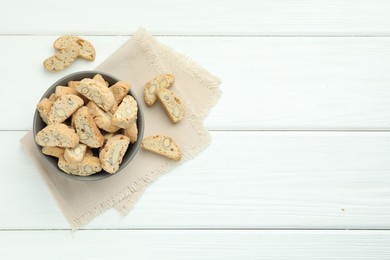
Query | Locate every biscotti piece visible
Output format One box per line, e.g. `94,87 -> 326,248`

53,36 -> 96,61
74,106 -> 104,148
141,135 -> 181,161
35,123 -> 79,148
36,98 -> 53,124
58,155 -> 102,176
56,85 -> 89,103
93,74 -> 109,87
48,94 -> 84,124
99,134 -> 130,174
48,93 -> 57,102
112,95 -> 138,128
109,81 -> 131,104
86,101 -> 120,133
76,78 -> 115,112
144,74 -> 175,106
156,88 -> 184,123
64,143 -> 87,163
42,146 -> 64,158
124,122 -> 138,144
43,45 -> 79,72
68,81 -> 80,89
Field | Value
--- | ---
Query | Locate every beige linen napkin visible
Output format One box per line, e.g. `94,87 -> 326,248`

20,28 -> 221,229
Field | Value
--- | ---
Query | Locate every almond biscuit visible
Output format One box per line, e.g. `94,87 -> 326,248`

141,135 -> 181,161
99,134 -> 130,174
36,98 -> 53,124
58,155 -> 102,176
76,78 -> 115,112
64,143 -> 87,163
109,81 -> 131,105
35,123 -> 79,148
112,95 -> 138,129
144,74 -> 175,106
48,94 -> 84,124
74,106 -> 104,148
156,88 -> 184,123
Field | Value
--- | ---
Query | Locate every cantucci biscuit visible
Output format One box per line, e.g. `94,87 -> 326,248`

141,135 -> 181,161
93,74 -> 109,87
156,88 -> 184,123
48,94 -> 84,124
36,98 -> 53,124
42,146 -> 64,158
144,74 -> 175,106
64,143 -> 87,163
86,101 -> 120,133
56,85 -> 89,103
35,123 -> 79,148
68,81 -> 80,89
112,95 -> 138,128
99,134 -> 130,174
48,93 -> 57,102
109,81 -> 131,104
124,122 -> 138,144
43,45 -> 80,72
76,78 -> 115,112
74,106 -> 104,148
58,155 -> 102,176
53,36 -> 96,61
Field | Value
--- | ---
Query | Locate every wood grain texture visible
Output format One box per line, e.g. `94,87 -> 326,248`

5,131 -> 390,229
2,36 -> 390,130
0,230 -> 389,260
1,0 -> 390,35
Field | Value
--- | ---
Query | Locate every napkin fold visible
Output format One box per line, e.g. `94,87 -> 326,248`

20,28 -> 221,229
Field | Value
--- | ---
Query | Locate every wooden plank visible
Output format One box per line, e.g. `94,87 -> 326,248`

6,130 -> 390,229
0,230 -> 389,259
2,36 -> 390,130
1,1 -> 390,35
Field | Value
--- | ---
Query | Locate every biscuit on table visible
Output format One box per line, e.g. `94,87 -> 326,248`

53,36 -> 96,61
156,88 -> 184,123
35,123 -> 79,148
99,134 -> 130,174
43,45 -> 80,72
141,135 -> 181,161
73,106 -> 104,148
144,74 -> 175,106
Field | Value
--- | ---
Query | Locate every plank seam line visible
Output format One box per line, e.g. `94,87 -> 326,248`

1,228 -> 389,232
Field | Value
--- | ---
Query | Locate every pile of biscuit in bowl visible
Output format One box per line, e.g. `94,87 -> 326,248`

34,70 -> 184,179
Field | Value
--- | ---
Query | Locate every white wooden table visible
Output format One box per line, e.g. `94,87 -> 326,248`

1,1 -> 390,259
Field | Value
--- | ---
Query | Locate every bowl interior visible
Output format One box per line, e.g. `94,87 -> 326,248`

33,71 -> 144,181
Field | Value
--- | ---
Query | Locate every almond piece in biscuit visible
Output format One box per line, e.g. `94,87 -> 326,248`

48,94 -> 84,124
36,98 -> 53,124
112,95 -> 138,129
109,81 -> 131,105
124,122 -> 138,144
99,134 -> 130,174
76,78 -> 115,112
86,101 -> 120,133
42,146 -> 64,158
64,143 -> 87,163
35,123 -> 79,148
53,36 -> 96,61
141,135 -> 181,161
74,106 -> 104,148
58,155 -> 102,176
144,74 -> 175,106
43,45 -> 80,72
156,88 -> 184,123
93,74 -> 109,87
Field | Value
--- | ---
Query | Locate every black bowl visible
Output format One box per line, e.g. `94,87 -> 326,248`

33,71 -> 144,181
